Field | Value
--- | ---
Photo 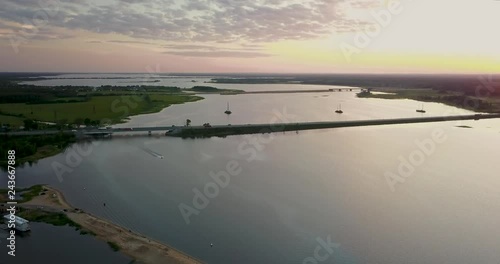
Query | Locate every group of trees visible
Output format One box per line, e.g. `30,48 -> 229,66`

0,81 -> 93,104
0,138 -> 36,159
18,118 -> 105,131
0,133 -> 75,161
23,119 -> 71,130
434,95 -> 493,111
23,119 -> 39,130
212,75 -> 500,96
77,118 -> 101,127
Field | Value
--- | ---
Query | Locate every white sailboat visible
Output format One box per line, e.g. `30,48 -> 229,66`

225,102 -> 232,115
335,104 -> 343,114
416,104 -> 426,113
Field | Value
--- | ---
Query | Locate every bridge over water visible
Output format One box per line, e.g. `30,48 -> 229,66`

3,114 -> 499,138
81,113 -> 500,138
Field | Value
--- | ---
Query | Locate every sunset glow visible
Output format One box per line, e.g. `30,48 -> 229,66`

1,0 -> 499,73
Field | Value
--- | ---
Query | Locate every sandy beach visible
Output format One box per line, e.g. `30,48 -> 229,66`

22,185 -> 203,264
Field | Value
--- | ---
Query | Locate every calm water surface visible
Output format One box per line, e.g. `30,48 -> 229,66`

0,223 -> 132,264
20,73 -> 357,92
2,77 -> 500,263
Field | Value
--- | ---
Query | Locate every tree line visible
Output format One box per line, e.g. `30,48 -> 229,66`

0,133 -> 75,161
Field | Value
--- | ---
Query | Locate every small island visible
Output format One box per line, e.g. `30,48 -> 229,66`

0,185 -> 203,264
185,85 -> 242,94
356,88 -> 500,113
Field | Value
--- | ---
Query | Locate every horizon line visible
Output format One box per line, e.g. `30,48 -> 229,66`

1,71 -> 499,76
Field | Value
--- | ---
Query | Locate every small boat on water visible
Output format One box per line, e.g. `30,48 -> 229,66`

335,104 -> 343,114
416,104 -> 426,113
225,102 -> 232,115
3,215 -> 30,232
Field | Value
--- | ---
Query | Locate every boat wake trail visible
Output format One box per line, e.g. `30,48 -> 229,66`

140,147 -> 164,159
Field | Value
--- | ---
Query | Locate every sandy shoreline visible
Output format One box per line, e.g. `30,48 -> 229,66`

22,185 -> 204,264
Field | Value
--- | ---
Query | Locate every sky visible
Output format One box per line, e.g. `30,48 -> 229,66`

0,0 -> 499,73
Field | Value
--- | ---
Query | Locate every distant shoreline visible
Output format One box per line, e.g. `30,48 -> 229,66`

356,88 -> 500,113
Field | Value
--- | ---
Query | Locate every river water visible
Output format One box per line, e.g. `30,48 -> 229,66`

0,223 -> 132,264
19,73 -> 355,92
3,75 -> 500,263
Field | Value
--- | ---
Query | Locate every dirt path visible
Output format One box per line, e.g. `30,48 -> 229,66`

23,186 -> 203,264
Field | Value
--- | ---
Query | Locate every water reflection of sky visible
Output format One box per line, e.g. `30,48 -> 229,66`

0,222 -> 132,264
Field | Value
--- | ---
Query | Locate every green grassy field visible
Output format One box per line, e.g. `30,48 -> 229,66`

18,209 -> 82,230
0,114 -> 25,126
0,94 -> 202,125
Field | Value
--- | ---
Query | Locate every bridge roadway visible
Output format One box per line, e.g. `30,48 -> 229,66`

168,113 -> 500,138
241,88 -> 360,94
2,114 -> 499,138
